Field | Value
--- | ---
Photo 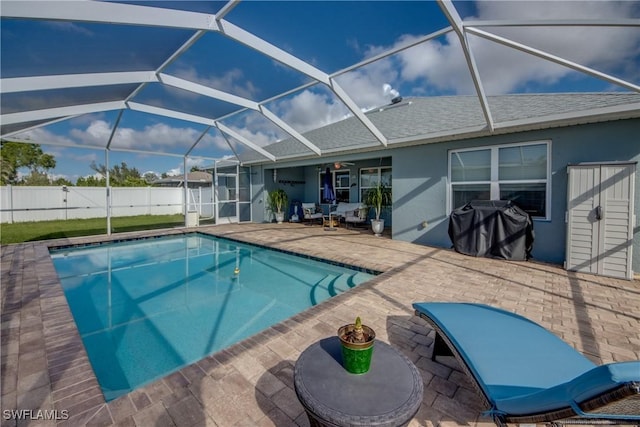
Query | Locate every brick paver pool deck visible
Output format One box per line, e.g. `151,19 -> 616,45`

2,223 -> 639,426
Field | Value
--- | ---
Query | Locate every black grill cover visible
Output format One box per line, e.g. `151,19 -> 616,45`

448,200 -> 534,260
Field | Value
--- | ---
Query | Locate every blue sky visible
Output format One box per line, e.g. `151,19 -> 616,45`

2,0 -> 639,183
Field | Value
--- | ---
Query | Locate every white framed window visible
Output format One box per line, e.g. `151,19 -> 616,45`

448,141 -> 550,219
359,167 -> 392,201
319,169 -> 350,203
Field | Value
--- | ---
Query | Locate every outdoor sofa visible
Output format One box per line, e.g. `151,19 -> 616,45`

413,302 -> 640,426
332,202 -> 365,219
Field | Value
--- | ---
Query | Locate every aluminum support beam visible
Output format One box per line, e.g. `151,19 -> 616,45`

1,117 -> 74,139
216,19 -> 388,146
215,0 -> 241,21
463,19 -> 640,28
466,27 -> 640,93
331,27 -> 453,78
105,110 -> 124,150
259,106 -> 322,156
127,102 -> 215,126
158,74 -> 260,110
329,79 -> 388,146
105,149 -> 111,235
157,75 -> 323,156
438,0 -> 495,132
1,71 -> 157,94
215,122 -> 277,162
1,1 -> 220,31
217,19 -> 331,86
185,126 -> 213,157
1,101 -> 125,125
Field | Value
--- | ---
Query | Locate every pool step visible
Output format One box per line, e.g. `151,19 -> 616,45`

326,273 -> 351,297
310,271 -> 368,305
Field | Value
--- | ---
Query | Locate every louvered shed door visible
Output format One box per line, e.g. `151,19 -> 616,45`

566,163 -> 636,280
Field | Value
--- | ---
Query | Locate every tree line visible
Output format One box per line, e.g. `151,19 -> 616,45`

1,142 -> 189,187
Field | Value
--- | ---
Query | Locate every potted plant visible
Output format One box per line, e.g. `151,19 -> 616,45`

364,183 -> 391,237
338,316 -> 375,374
267,188 -> 288,224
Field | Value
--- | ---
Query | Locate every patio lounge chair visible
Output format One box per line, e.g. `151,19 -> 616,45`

412,302 -> 640,426
302,203 -> 323,225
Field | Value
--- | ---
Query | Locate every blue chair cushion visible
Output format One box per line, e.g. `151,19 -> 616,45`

412,303 -> 596,401
494,361 -> 640,416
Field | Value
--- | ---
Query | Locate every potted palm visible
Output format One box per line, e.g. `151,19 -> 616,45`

364,183 -> 391,237
268,188 -> 288,224
338,316 -> 375,374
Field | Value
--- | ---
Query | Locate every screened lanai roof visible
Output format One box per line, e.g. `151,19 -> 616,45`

1,1 -> 639,167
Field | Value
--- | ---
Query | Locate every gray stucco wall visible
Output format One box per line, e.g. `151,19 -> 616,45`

392,119 -> 640,272
249,118 -> 638,273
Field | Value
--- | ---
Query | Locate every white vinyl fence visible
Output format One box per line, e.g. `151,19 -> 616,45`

1,186 -> 185,223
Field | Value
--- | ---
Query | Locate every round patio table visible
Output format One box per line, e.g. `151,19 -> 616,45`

294,336 -> 423,427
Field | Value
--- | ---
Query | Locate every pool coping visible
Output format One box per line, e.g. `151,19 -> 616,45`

48,231 -> 383,277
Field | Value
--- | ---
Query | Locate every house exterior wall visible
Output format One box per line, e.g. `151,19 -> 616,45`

391,118 -> 640,272
248,118 -> 638,273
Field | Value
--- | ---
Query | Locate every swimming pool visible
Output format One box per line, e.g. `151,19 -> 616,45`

50,233 -> 377,401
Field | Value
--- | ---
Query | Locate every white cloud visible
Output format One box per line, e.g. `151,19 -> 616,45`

63,120 -> 229,153
68,113 -> 107,127
159,158 -> 209,178
333,59 -> 400,110
271,89 -> 351,134
69,120 -> 111,145
166,167 -> 182,176
394,33 -> 475,94
186,157 -> 206,169
322,1 -> 639,100
393,1 -> 638,95
14,127 -> 77,146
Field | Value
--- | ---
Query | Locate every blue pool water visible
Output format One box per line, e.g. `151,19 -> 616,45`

50,233 -> 376,401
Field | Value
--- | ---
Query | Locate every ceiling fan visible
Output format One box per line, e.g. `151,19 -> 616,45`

325,161 -> 354,170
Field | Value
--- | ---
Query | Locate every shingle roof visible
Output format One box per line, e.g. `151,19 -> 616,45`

154,171 -> 213,184
239,93 -> 640,164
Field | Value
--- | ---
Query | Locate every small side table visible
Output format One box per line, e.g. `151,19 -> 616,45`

294,337 -> 423,427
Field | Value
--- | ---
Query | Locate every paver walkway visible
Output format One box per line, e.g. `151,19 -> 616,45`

2,223 -> 639,426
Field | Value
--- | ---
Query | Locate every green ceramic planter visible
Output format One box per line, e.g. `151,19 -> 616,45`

338,324 -> 376,374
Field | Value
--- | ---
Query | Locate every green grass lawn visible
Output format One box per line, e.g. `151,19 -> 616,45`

0,214 -> 193,245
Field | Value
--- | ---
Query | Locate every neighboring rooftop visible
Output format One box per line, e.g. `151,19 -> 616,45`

153,171 -> 213,187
